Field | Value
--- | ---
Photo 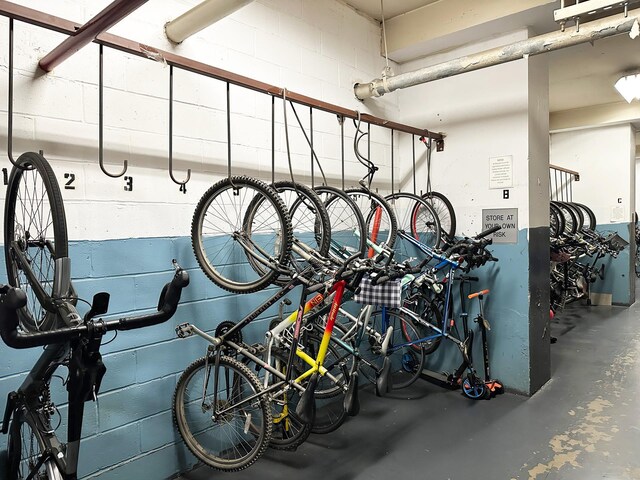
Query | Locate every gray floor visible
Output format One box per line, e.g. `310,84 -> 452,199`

177,298 -> 640,480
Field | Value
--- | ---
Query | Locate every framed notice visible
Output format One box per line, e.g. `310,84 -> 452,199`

489,156 -> 513,189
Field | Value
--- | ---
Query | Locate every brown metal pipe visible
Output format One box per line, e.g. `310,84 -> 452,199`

38,0 -> 148,72
0,0 -> 443,143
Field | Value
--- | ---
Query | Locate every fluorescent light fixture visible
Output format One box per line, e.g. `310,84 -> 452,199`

614,74 -> 640,103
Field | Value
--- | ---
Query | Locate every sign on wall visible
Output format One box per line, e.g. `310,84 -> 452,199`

489,156 -> 513,189
482,208 -> 518,244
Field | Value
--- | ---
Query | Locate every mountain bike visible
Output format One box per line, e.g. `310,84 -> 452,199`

0,151 -> 189,480
172,251 -> 372,471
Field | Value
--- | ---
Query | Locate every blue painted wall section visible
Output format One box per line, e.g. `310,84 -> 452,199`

421,229 -> 541,395
0,236 -> 303,479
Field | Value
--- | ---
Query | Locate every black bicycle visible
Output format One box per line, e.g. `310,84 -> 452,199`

0,152 -> 190,480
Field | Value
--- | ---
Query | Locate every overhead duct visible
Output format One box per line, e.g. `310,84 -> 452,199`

354,11 -> 640,100
165,0 -> 254,44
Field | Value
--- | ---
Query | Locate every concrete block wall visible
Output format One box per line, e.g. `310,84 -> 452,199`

0,1 -> 422,478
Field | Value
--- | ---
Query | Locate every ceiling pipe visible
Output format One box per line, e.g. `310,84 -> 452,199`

165,0 -> 254,44
354,11 -> 640,100
38,0 -> 148,72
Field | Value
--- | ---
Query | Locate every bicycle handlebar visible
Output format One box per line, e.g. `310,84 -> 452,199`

0,267 -> 190,349
474,225 -> 501,239
371,259 -> 428,285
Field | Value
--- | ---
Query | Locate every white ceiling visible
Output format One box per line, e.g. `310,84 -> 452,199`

344,0 -> 439,21
346,0 -> 640,123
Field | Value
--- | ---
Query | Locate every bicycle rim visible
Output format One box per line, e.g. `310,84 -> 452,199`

8,409 -> 62,480
421,191 -> 456,242
371,309 -> 425,390
345,188 -> 397,251
4,152 -> 68,332
386,192 -> 441,261
191,176 -> 292,294
173,355 -> 272,472
314,185 -> 367,261
271,181 -> 331,283
247,349 -> 312,451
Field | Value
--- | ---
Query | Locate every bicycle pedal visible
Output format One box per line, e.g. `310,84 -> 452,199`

175,323 -> 193,338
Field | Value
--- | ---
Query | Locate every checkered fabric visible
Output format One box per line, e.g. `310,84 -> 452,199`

354,275 -> 401,308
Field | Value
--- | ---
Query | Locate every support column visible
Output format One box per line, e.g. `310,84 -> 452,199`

396,29 -> 550,395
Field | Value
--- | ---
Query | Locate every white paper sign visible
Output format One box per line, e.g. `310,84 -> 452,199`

489,156 -> 513,189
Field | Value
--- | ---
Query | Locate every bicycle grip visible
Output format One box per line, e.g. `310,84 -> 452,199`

0,286 -> 26,343
371,275 -> 389,286
157,269 -> 190,314
475,225 -> 501,239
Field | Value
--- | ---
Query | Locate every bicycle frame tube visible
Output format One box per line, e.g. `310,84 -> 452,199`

368,206 -> 383,258
219,278 -> 300,342
292,280 -> 346,383
11,341 -> 85,480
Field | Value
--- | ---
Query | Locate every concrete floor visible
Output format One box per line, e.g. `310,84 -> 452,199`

177,298 -> 640,480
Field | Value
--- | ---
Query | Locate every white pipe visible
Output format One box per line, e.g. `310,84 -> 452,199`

354,11 -> 640,99
165,0 -> 254,44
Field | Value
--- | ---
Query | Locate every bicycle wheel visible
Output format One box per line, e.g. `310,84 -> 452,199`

4,151 -> 69,332
314,186 -> 367,261
7,406 -> 62,480
298,328 -> 350,434
572,202 -> 596,231
385,192 -> 441,261
402,291 -> 443,355
560,201 -> 584,232
345,188 -> 397,251
549,203 -> 564,239
552,201 -> 578,235
246,347 -> 312,451
367,309 -> 425,390
173,355 -> 273,472
274,181 -> 330,280
421,191 -> 456,243
191,176 -> 292,294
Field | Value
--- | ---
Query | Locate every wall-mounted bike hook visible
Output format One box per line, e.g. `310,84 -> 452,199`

168,65 -> 191,192
6,19 -> 21,169
99,44 -> 128,178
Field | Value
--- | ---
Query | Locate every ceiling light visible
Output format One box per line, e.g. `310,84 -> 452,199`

614,74 -> 640,103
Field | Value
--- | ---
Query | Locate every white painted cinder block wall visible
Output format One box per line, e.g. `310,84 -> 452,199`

550,125 -> 635,225
393,30 -> 535,236
0,0 -> 410,241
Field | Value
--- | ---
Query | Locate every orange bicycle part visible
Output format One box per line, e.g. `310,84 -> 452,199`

368,206 -> 383,258
468,289 -> 489,300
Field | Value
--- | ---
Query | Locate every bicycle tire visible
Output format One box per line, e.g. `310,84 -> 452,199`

549,203 -> 564,239
7,406 -> 62,479
242,347 -> 312,451
345,188 -> 397,250
552,201 -> 578,235
191,176 -> 293,294
421,191 -> 456,242
385,192 -> 441,260
559,201 -> 584,232
302,329 -> 350,434
173,355 -> 273,472
402,292 -> 443,356
314,185 -> 367,261
368,309 -> 425,390
4,151 -> 69,332
572,202 -> 597,231
274,181 -> 331,282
